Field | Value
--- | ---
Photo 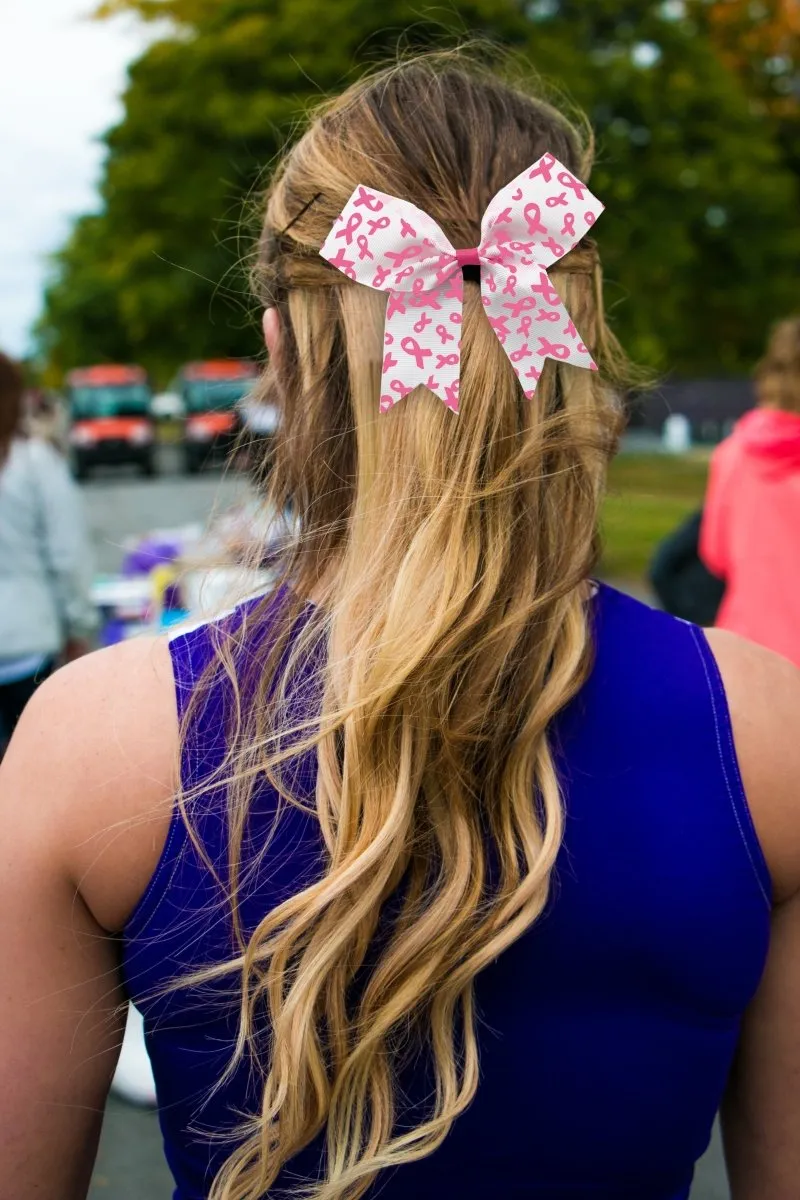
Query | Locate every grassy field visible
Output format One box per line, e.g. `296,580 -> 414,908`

600,454 -> 709,583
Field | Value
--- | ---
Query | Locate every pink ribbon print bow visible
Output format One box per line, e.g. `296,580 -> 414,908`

319,153 -> 603,414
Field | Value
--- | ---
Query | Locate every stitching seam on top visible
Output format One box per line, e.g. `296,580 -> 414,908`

690,625 -> 770,909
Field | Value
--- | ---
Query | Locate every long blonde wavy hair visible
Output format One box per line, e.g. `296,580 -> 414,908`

755,316 -> 800,413
184,50 -> 631,1200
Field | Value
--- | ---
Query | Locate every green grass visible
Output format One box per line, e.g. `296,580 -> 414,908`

600,455 -> 709,583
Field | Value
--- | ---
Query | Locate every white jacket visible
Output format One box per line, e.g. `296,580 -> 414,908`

0,438 -> 97,657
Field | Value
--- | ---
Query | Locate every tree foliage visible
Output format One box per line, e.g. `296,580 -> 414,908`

38,0 -> 800,383
694,0 -> 800,175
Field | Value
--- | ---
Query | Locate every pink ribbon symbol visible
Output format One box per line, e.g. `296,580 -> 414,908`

488,315 -> 510,343
443,275 -> 463,301
320,155 -> 602,411
558,170 -> 587,201
386,293 -> 406,318
386,244 -> 424,269
502,295 -> 538,319
528,153 -> 556,183
328,248 -> 356,279
401,336 -> 432,370
524,202 -> 547,236
540,236 -> 565,258
537,337 -> 570,360
408,276 -> 442,309
335,212 -> 362,245
531,270 -> 561,306
354,186 -> 384,211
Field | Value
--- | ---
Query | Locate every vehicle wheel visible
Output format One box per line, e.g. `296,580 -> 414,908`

183,448 -> 201,475
72,453 -> 90,482
139,451 -> 156,478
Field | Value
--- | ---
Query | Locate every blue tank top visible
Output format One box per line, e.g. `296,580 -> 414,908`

122,583 -> 771,1200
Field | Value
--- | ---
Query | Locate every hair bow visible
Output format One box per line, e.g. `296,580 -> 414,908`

319,153 -> 603,414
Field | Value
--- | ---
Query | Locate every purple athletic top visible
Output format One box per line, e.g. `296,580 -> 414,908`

122,583 -> 770,1199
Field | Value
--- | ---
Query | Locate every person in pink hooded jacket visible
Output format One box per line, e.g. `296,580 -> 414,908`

701,316 -> 800,666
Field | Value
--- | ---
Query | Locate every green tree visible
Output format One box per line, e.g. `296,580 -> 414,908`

523,0 -> 800,369
692,0 -> 800,174
38,0 -> 800,382
39,0 -> 531,382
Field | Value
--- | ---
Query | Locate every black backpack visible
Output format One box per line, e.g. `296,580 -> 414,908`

648,509 -> 725,627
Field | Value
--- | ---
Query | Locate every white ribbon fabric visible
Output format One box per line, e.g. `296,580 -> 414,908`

319,152 -> 602,414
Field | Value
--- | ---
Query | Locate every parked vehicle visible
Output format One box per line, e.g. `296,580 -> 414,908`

174,360 -> 259,474
150,392 -> 185,421
66,365 -> 155,480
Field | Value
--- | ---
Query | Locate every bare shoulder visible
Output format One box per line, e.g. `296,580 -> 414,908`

0,635 -> 179,932
705,627 -> 800,904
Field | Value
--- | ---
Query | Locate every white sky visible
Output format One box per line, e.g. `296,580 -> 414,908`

0,0 -> 156,357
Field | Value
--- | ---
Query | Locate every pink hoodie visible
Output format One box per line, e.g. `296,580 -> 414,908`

701,407 -> 800,666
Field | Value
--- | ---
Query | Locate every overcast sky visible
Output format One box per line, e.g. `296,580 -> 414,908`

0,1 -> 156,357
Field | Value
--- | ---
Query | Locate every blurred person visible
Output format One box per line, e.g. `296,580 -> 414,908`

2,54 -> 800,1200
701,317 -> 800,666
649,508 -> 725,626
0,352 -> 96,744
23,387 -> 69,452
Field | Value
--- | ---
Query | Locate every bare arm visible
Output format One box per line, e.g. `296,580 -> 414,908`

0,636 -> 177,1197
706,629 -> 800,1200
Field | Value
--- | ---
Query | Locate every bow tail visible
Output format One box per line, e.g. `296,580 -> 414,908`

482,264 -> 598,400
379,276 -> 464,414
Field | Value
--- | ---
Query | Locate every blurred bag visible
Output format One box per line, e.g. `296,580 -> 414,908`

648,509 -> 725,627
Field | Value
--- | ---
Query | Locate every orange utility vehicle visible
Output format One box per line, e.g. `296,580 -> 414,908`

66,365 -> 155,480
175,359 -> 259,474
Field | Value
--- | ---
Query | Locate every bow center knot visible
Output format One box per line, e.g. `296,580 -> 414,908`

455,248 -> 481,268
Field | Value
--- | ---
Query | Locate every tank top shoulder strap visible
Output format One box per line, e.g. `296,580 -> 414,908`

588,584 -> 771,910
